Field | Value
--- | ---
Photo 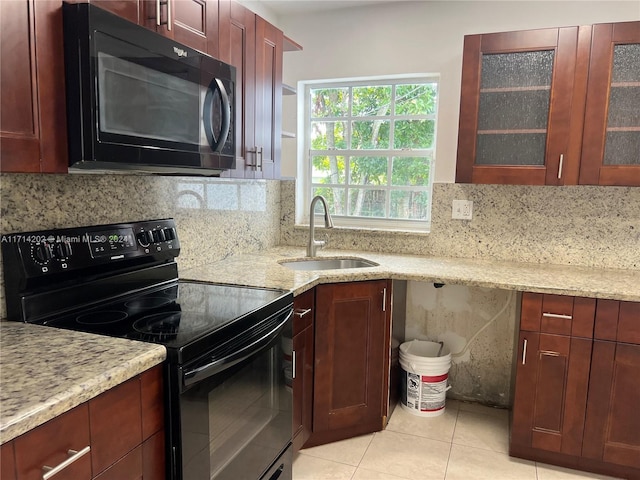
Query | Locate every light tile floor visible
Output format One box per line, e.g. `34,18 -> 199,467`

293,400 -> 622,480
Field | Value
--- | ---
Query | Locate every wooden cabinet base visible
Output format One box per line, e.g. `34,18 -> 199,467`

510,443 -> 640,480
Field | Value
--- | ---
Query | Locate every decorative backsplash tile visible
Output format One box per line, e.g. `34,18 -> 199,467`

280,180 -> 640,270
0,173 -> 282,318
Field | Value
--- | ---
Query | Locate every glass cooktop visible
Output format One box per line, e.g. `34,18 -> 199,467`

43,281 -> 291,363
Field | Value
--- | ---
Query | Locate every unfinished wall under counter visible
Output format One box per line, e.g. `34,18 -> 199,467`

405,282 -> 518,407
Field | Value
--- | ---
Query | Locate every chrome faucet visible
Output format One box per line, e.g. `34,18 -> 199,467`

307,195 -> 334,257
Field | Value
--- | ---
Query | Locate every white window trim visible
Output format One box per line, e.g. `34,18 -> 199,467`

295,73 -> 439,233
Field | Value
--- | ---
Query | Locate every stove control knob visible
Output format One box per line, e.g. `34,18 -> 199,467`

163,227 -> 176,241
137,231 -> 152,247
54,241 -> 73,259
33,242 -> 53,264
153,229 -> 166,242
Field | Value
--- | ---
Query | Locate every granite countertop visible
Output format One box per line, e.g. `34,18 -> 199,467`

1,247 -> 636,446
0,322 -> 166,444
181,246 -> 640,302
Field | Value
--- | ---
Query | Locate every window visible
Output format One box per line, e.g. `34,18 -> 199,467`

299,75 -> 439,231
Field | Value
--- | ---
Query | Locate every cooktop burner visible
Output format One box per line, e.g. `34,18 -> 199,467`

42,280 -> 290,363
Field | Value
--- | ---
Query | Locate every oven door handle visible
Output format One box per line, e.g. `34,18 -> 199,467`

183,309 -> 292,387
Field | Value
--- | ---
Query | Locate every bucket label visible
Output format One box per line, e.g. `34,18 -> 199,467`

402,371 -> 448,412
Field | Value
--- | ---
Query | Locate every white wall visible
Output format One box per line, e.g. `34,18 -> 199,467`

275,1 -> 639,182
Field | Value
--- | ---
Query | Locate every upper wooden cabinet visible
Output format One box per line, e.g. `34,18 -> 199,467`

456,21 -> 640,186
580,22 -> 640,186
0,0 -> 68,173
218,0 -> 283,179
140,0 -> 219,57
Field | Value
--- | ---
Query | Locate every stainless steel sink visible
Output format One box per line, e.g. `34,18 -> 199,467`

279,257 -> 379,271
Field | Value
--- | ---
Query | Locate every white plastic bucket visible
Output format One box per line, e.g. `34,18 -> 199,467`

399,340 -> 452,417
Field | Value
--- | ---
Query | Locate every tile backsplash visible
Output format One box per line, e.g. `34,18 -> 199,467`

280,180 -> 640,270
0,173 -> 282,318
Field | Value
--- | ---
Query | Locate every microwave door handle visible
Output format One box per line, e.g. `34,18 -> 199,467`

203,78 -> 231,153
182,309 -> 292,387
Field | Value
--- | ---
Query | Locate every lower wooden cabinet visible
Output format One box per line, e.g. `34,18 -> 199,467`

511,294 -> 640,479
292,288 -> 314,453
306,280 -> 392,447
1,365 -> 165,480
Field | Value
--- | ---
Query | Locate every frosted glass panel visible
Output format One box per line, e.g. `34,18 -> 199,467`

604,132 -> 640,165
476,134 -> 546,166
604,43 -> 640,165
478,91 -> 550,130
481,50 -> 554,89
476,50 -> 553,166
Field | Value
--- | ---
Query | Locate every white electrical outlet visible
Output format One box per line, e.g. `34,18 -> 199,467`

452,199 -> 473,220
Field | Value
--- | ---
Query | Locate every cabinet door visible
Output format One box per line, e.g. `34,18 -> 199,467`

253,15 -> 282,179
292,289 -> 314,452
1,441 -> 16,480
583,341 -> 640,468
91,0 -> 142,23
312,280 -> 391,445
0,0 -> 67,173
511,331 -> 592,456
456,27 -> 586,185
14,405 -> 92,480
580,22 -> 640,186
140,0 -> 217,55
218,0 -> 256,178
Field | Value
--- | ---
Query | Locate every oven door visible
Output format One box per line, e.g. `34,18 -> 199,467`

169,309 -> 293,480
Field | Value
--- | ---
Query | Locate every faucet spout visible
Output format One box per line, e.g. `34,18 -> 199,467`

307,195 -> 333,257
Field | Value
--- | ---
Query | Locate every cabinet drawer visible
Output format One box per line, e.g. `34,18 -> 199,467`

293,289 -> 314,335
521,292 -> 595,338
14,404 -> 92,480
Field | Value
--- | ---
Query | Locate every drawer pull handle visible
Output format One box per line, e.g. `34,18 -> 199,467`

292,350 -> 296,380
42,446 -> 90,480
542,313 -> 572,320
522,339 -> 528,365
294,308 -> 311,318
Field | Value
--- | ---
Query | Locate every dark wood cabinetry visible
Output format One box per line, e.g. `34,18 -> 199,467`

292,288 -> 314,453
1,366 -> 164,480
511,294 -> 640,479
218,0 -> 283,179
580,21 -> 640,186
140,0 -> 219,56
457,21 -> 640,187
0,0 -> 68,173
307,280 -> 392,447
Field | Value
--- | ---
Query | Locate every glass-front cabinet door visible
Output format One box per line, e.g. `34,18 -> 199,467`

580,21 -> 640,186
456,27 -> 583,185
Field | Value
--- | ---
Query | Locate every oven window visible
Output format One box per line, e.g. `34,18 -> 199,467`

180,341 -> 292,479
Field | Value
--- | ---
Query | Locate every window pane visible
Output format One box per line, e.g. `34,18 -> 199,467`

351,120 -> 390,149
349,156 -> 388,185
348,189 -> 386,217
311,88 -> 349,117
390,191 -> 429,220
391,156 -> 431,186
352,86 -> 391,116
395,83 -> 437,115
312,155 -> 346,184
311,121 -> 347,149
394,120 -> 435,148
312,187 -> 346,215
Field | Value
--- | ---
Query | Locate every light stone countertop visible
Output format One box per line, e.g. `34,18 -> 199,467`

0,322 -> 166,444
1,247 -> 637,446
181,246 -> 640,302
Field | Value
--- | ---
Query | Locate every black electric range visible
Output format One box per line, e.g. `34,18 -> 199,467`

2,219 -> 294,480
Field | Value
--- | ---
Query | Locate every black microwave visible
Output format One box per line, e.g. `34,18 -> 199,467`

62,2 -> 235,175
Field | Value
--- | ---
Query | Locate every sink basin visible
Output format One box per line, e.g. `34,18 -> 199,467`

280,257 -> 379,271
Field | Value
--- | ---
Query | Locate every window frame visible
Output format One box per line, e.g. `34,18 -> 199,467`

296,74 -> 439,232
